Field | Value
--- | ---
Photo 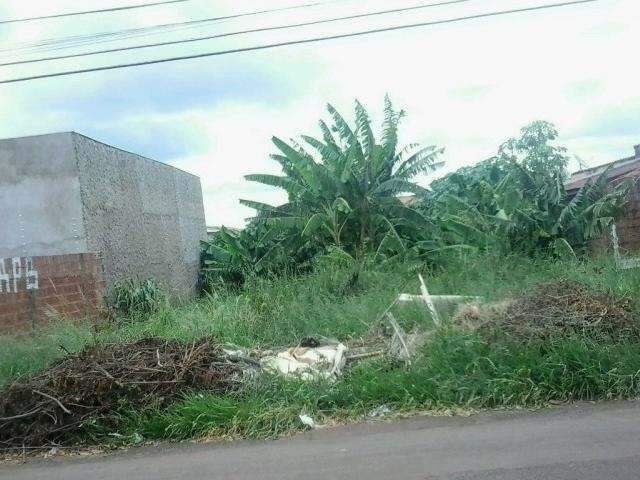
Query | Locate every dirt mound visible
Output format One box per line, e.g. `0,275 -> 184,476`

0,338 -> 243,448
455,280 -> 636,339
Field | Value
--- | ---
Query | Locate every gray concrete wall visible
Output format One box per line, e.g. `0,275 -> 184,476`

73,133 -> 206,297
0,133 -> 87,257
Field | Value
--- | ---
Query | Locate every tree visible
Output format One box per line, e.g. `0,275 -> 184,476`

425,121 -> 632,255
242,96 -> 444,259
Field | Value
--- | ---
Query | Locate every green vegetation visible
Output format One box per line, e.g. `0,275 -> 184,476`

108,278 -> 167,317
201,97 -> 445,286
425,121 -> 632,256
123,333 -> 640,442
3,255 -> 640,446
201,99 -> 632,287
0,322 -> 93,386
2,98 -> 638,448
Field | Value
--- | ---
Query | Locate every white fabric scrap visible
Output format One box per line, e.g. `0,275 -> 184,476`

261,343 -> 348,380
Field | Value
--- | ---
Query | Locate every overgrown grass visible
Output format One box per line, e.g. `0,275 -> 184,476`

0,322 -> 94,386
0,267 -> 410,387
2,253 -> 640,445
107,267 -> 413,347
426,252 -> 640,306
106,329 -> 640,443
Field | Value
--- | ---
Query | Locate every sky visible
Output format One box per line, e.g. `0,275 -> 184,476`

0,0 -> 638,227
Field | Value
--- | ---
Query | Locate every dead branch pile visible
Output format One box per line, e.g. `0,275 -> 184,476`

454,280 -> 637,339
0,338 -> 244,448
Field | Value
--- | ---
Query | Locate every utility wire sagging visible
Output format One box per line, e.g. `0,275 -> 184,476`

0,0 -> 191,25
0,0 -> 346,54
0,0 -> 601,84
0,0 -> 474,66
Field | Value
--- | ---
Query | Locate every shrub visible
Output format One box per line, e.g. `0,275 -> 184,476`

108,278 -> 166,318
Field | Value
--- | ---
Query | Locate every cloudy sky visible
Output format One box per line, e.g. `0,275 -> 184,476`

1,0 -> 638,227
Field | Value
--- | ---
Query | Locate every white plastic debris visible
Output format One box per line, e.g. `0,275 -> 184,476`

299,414 -> 316,429
368,405 -> 391,418
45,447 -> 59,458
261,343 -> 348,381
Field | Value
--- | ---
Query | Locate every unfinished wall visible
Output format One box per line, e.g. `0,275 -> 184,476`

0,134 -> 102,332
73,133 -> 206,297
0,132 -> 206,331
0,133 -> 88,257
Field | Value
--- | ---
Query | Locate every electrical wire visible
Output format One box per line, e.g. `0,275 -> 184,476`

0,0 -> 474,66
0,0 -> 190,25
0,0 -> 601,85
0,0 -> 346,53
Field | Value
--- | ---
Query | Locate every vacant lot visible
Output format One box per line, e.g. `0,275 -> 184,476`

2,254 -> 640,449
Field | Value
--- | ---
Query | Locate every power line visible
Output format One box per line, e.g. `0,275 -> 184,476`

0,0 -> 600,85
0,0 -> 191,25
0,0 -> 345,53
0,0 -> 474,66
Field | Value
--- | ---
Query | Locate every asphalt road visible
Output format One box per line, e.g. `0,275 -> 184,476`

3,401 -> 640,480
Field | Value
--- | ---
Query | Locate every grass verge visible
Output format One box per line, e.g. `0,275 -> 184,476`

100,329 -> 640,444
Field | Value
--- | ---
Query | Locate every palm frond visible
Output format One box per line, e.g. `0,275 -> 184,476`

373,178 -> 429,196
302,212 -> 328,237
394,146 -> 444,179
244,174 -> 303,196
355,99 -> 375,162
380,94 -> 404,162
239,199 -> 283,215
326,103 -> 356,145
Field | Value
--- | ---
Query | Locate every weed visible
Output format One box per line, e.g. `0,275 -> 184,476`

0,322 -> 93,387
3,254 -> 640,445
106,330 -> 640,444
108,278 -> 167,318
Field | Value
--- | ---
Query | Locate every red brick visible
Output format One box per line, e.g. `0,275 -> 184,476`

40,296 -> 64,307
0,304 -> 17,315
0,252 -> 105,333
57,284 -> 81,295
48,276 -> 79,287
62,293 -> 83,303
37,287 -> 59,298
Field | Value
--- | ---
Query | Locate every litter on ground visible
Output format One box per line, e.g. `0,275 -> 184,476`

368,405 -> 391,418
0,274 -> 484,449
298,413 -> 317,429
260,343 -> 348,380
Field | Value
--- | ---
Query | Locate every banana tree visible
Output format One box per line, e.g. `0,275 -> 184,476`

242,96 -> 444,258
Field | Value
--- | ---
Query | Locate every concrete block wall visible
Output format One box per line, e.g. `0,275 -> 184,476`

0,132 -> 207,332
73,134 -> 206,297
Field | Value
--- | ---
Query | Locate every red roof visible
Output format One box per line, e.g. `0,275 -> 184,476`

565,152 -> 640,192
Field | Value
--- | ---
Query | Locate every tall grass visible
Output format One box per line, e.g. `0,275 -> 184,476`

110,329 -> 640,443
3,254 -> 639,386
0,322 -> 94,386
425,252 -> 640,304
110,267 -> 413,347
3,253 -> 640,445
0,267 -> 410,387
